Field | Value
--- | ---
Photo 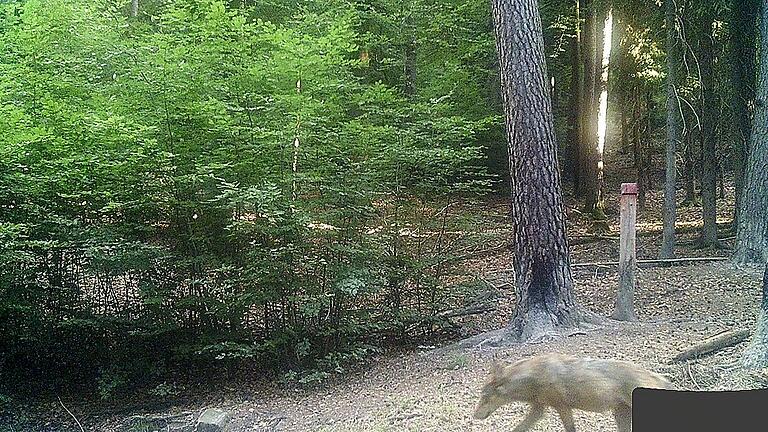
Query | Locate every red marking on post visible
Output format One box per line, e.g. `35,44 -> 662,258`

621,183 -> 638,195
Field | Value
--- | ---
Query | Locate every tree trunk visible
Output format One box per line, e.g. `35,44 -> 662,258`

683,130 -> 697,204
490,0 -> 579,340
577,0 -> 597,198
292,77 -> 302,201
735,0 -> 768,264
638,89 -> 653,211
698,15 -> 719,246
131,0 -> 138,17
594,10 -> 613,218
742,264 -> 768,369
620,95 -> 629,154
583,5 -> 606,218
566,0 -> 583,189
660,0 -> 680,259
632,86 -> 641,168
730,0 -> 760,234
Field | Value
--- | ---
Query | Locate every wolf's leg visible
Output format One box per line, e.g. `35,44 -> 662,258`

511,404 -> 544,432
613,404 -> 632,432
555,407 -> 576,432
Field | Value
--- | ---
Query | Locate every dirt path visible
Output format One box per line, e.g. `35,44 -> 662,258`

212,262 -> 763,432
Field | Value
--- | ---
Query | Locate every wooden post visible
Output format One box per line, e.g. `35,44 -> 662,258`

613,182 -> 638,321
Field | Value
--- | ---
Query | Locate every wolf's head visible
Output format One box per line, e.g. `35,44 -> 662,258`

474,359 -> 533,420
473,361 -> 510,420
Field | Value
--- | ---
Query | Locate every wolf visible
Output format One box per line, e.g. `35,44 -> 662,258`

473,353 -> 674,432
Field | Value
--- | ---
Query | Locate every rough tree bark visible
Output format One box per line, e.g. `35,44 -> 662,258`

735,0 -> 768,264
730,0 -> 759,233
742,264 -> 768,369
697,14 -> 719,247
490,0 -> 580,340
660,0 -> 680,259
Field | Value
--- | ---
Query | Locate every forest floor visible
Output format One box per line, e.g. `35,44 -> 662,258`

5,147 -> 768,431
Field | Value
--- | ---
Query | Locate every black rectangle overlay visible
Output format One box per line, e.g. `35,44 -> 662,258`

633,387 -> 768,431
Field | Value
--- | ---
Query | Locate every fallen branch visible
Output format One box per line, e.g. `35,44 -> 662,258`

572,256 -> 729,268
569,235 -> 619,245
479,275 -> 512,290
58,396 -> 85,432
437,304 -> 496,319
671,329 -> 751,363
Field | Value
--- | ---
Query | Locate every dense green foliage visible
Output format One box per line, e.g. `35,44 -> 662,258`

0,0 -> 758,401
0,0 -> 499,396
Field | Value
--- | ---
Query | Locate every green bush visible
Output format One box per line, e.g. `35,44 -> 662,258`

0,0 -> 497,396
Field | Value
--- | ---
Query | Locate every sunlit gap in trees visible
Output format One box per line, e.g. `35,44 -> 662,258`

597,9 -> 614,162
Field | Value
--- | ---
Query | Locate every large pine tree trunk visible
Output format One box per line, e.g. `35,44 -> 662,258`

698,15 -> 719,247
490,0 -> 579,340
660,0 -> 680,259
731,0 -> 759,232
735,0 -> 768,264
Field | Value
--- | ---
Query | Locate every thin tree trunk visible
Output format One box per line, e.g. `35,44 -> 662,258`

131,0 -> 138,17
632,86 -> 641,168
594,10 -> 613,218
731,0 -> 760,234
638,90 -> 652,211
717,163 -> 725,199
584,5 -> 606,217
292,77 -> 301,201
566,0 -> 583,189
620,96 -> 629,153
660,0 -> 680,259
735,0 -> 768,264
698,15 -> 719,246
577,0 -> 597,198
683,130 -> 697,204
490,0 -> 579,340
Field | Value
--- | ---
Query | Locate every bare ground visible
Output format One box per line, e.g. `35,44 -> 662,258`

213,262 -> 764,432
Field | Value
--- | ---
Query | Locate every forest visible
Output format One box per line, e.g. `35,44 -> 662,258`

0,0 -> 767,431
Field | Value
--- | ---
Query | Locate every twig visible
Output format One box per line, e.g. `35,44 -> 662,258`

479,275 -> 511,290
58,396 -> 85,432
573,256 -> 729,268
686,363 -> 702,390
